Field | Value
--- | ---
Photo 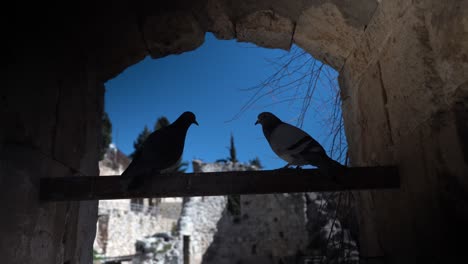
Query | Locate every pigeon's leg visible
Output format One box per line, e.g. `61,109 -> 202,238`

276,163 -> 292,170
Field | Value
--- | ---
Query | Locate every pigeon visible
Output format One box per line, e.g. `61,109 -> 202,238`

255,112 -> 346,176
122,111 -> 198,190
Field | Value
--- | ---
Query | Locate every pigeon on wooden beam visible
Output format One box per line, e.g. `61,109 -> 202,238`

122,111 -> 198,190
255,112 -> 346,177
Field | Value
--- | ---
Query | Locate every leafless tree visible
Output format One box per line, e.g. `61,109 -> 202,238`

232,45 -> 347,163
233,45 -> 360,263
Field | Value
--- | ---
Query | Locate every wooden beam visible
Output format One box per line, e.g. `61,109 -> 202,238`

40,166 -> 399,201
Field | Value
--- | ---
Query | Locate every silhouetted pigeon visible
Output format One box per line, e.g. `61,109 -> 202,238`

255,112 -> 346,176
122,111 -> 198,190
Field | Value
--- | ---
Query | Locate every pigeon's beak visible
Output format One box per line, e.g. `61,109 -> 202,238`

255,120 -> 259,125
193,120 -> 199,126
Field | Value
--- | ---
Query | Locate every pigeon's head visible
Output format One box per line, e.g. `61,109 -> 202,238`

255,112 -> 282,126
180,111 -> 199,126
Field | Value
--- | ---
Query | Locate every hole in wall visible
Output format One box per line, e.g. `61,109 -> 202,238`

96,32 -> 347,262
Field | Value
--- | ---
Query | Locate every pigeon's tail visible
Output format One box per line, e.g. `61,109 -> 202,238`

320,155 -> 347,181
303,151 -> 347,178
325,156 -> 347,170
121,160 -> 136,177
301,150 -> 344,168
121,163 -> 146,190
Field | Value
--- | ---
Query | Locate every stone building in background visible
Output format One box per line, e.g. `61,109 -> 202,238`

177,160 -> 357,264
93,145 -> 183,258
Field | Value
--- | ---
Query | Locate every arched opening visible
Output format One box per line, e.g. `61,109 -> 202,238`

96,32 -> 349,262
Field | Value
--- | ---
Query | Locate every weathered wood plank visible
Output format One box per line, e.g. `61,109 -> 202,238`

39,166 -> 399,201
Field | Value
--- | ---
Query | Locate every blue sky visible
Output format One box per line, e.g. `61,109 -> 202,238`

105,33 -> 340,172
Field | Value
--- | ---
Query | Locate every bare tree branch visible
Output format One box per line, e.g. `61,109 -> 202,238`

230,44 -> 357,263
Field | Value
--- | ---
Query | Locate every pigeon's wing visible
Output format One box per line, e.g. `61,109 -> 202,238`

268,123 -> 326,164
121,155 -> 150,178
121,127 -> 183,178
123,129 -> 176,189
121,158 -> 138,177
139,127 -> 184,170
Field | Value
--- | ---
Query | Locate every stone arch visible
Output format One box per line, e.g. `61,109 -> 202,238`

82,0 -> 379,82
2,1 -> 467,264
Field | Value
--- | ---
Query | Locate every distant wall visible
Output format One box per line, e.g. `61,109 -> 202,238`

201,194 -> 308,264
94,200 -> 182,257
179,161 -> 308,264
95,157 -> 182,257
179,196 -> 227,264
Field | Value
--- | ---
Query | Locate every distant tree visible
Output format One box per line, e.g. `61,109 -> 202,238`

130,117 -> 188,211
155,116 -> 188,173
129,125 -> 151,159
226,133 -> 241,217
227,194 -> 241,218
228,133 -> 238,163
154,116 -> 170,131
249,156 -> 263,169
100,112 -> 112,160
129,125 -> 152,211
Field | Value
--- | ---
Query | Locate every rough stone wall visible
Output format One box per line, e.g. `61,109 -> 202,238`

339,0 -> 468,262
67,0 -> 377,80
178,161 -> 253,264
179,196 -> 227,264
136,0 -> 378,70
1,49 -> 103,264
178,160 -> 308,264
201,194 -> 308,264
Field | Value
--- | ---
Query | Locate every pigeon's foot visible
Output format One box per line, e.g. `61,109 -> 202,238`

276,164 -> 293,171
